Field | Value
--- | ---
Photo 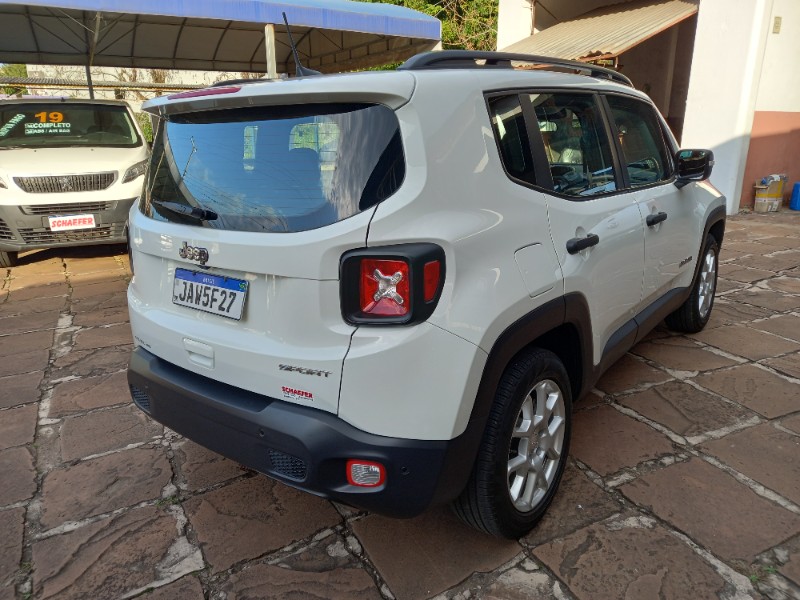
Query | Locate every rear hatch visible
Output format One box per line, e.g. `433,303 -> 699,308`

128,74 -> 414,416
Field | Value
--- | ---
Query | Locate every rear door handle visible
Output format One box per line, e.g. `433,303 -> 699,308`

566,233 -> 600,254
646,211 -> 668,227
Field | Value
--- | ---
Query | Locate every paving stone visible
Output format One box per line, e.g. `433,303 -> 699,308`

693,364 -> 798,418
736,252 -> 800,274
725,288 -> 800,312
618,380 -> 755,440
222,534 -> 381,599
32,505 -> 196,600
755,236 -> 800,250
783,413 -> 800,435
630,336 -> 737,373
0,294 -> 67,316
780,550 -> 800,588
701,424 -> 800,505
65,255 -> 123,275
0,329 -> 53,357
571,405 -> 675,476
620,458 -> 800,562
60,404 -> 162,461
594,354 -> 671,395
464,566 -> 563,600
724,241 -> 772,255
0,446 -> 36,505
0,371 -> 43,408
0,309 -> 61,335
693,324 -> 800,361
50,345 -> 132,379
70,278 -> 129,299
759,340 -> 800,378
533,513 -> 727,600
72,305 -> 130,328
6,270 -> 66,288
714,277 -> 745,294
0,507 -> 25,595
135,575 -> 204,600
184,476 -> 340,573
72,323 -> 133,351
40,447 -> 171,529
0,403 -> 38,450
718,248 -> 749,262
703,300 -> 772,329
224,563 -> 380,599
49,371 -> 131,418
765,276 -> 800,294
0,348 -> 49,377
67,271 -> 127,286
718,263 -> 776,283
523,462 -> 620,546
352,507 -> 520,600
3,281 -> 68,302
176,440 -> 246,492
752,314 -> 800,343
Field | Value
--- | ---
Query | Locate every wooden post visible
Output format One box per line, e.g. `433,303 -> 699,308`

264,24 -> 277,79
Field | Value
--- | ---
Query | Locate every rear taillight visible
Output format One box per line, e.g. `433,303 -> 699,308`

360,259 -> 410,317
340,244 -> 445,325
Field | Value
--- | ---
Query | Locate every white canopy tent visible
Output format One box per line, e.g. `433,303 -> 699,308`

0,0 -> 441,95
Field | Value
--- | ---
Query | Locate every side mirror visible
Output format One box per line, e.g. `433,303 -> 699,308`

674,149 -> 714,188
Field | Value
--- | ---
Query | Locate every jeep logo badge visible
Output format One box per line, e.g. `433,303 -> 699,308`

179,241 -> 209,265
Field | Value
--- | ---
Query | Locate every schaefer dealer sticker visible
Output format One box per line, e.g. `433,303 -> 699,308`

48,214 -> 96,231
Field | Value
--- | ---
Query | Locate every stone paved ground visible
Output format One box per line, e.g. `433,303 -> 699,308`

1,212 -> 800,600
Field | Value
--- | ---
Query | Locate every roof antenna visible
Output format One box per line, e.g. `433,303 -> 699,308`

282,12 -> 321,77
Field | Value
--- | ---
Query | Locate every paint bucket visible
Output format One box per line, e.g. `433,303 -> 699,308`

791,182 -> 800,211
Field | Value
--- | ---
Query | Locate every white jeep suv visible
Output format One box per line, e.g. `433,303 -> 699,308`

126,51 -> 725,538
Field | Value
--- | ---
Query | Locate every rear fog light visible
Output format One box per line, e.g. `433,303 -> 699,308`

347,460 -> 386,487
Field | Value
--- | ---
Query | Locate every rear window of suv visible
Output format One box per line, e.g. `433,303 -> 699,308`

141,103 -> 405,233
0,103 -> 140,148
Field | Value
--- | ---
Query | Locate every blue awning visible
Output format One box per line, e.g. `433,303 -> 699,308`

0,0 -> 441,73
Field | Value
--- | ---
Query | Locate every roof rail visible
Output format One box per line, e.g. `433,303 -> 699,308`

398,50 -> 633,88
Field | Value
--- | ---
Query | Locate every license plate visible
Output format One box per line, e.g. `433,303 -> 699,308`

48,214 -> 96,231
172,268 -> 249,320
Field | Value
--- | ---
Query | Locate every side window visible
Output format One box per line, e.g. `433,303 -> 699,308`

488,95 -> 536,186
605,95 -> 673,187
530,93 -> 617,197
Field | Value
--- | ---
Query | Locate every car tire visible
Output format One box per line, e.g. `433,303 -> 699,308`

453,348 -> 572,538
0,250 -> 18,268
665,233 -> 719,333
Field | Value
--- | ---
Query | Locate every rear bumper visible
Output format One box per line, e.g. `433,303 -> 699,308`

0,199 -> 134,252
127,346 -> 473,517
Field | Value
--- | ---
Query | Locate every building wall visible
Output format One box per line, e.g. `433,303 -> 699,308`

682,0 -> 773,214
497,0 -> 533,49
740,0 -> 800,209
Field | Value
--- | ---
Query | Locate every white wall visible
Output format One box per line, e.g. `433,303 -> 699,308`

497,0 -> 534,50
755,0 -> 800,112
681,0 -> 773,214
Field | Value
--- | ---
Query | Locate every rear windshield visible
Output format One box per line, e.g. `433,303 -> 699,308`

141,103 -> 405,233
0,103 -> 140,148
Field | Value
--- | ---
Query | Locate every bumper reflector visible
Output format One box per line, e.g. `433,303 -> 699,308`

347,460 -> 386,487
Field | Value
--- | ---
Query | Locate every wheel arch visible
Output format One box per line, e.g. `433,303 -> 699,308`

430,294 -> 593,507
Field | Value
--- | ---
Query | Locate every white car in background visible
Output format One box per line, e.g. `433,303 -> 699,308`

0,98 -> 148,267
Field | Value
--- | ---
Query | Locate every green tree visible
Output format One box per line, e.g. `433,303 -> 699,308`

0,63 -> 28,97
360,0 -> 497,51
